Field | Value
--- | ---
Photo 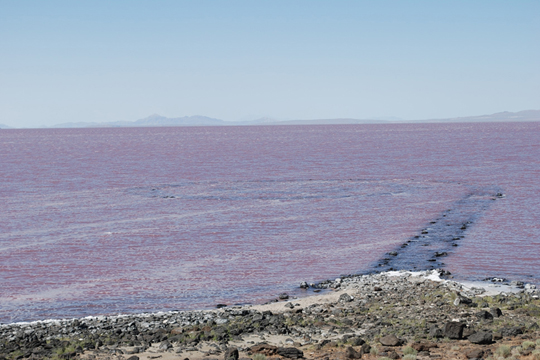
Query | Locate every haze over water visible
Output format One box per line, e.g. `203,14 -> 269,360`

1,122 -> 539,323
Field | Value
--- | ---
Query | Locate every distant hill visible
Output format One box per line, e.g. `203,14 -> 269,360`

264,118 -> 389,125
52,115 -> 225,128
44,109 -> 540,129
415,110 -> 540,123
0,123 -> 13,129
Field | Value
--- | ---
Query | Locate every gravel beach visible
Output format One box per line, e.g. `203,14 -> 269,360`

2,270 -> 540,360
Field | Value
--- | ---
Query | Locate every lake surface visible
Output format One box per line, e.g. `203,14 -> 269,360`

1,122 -> 539,323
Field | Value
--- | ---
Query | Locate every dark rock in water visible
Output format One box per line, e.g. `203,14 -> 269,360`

299,281 -> 309,289
379,334 -> 403,346
468,331 -> 493,344
339,293 -> 354,303
464,348 -> 484,359
429,325 -> 443,338
501,327 -> 523,337
476,310 -> 494,320
389,251 -> 398,256
444,322 -> 465,339
276,347 -> 303,359
345,346 -> 361,359
216,304 -> 227,309
434,252 -> 448,257
279,293 -> 289,300
490,307 -> 503,317
224,348 -> 239,360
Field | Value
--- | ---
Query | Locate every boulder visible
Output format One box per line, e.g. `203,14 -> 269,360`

349,337 -> 365,346
468,331 -> 493,344
464,348 -> 484,359
490,307 -> 503,317
429,325 -> 443,338
454,294 -> 473,306
170,327 -> 184,335
379,334 -> 403,346
345,346 -> 361,359
501,327 -> 523,337
359,343 -> 371,356
224,348 -> 239,360
476,310 -> 494,320
250,344 -> 277,356
411,341 -> 437,352
339,293 -> 354,303
444,322 -> 465,339
462,326 -> 476,339
276,347 -> 303,359
158,341 -> 172,351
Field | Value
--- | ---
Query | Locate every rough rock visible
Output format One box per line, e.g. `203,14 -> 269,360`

464,348 -> 484,359
411,341 -> 438,352
444,322 -> 465,339
349,337 -> 365,346
358,343 -> 371,356
490,307 -> 503,317
224,347 -> 239,360
429,325 -> 443,338
339,293 -> 354,303
276,347 -> 303,359
250,344 -> 277,356
344,346 -> 361,359
454,294 -> 473,306
468,331 -> 493,344
476,310 -> 494,320
379,334 -> 402,346
501,326 -> 523,337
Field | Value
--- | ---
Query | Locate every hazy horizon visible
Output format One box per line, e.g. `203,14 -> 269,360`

1,1 -> 539,128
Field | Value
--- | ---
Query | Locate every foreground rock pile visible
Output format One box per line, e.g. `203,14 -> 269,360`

1,271 -> 540,360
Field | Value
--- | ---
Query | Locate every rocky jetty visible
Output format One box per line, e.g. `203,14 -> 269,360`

1,270 -> 539,360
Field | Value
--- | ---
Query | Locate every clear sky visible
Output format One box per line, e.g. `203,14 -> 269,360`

1,1 -> 539,128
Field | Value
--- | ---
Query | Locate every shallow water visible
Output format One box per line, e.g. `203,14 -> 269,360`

0,122 -> 539,323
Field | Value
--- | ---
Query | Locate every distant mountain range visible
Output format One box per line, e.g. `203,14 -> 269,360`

51,115 -> 225,128
414,110 -> 540,124
0,123 -> 13,129
2,110 -> 539,129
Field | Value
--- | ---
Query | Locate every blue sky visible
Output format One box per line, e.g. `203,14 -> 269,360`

1,1 -> 539,127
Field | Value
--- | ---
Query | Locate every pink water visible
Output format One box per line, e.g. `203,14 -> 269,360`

0,123 -> 539,323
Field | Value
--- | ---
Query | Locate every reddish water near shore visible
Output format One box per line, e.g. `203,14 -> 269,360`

1,122 -> 539,323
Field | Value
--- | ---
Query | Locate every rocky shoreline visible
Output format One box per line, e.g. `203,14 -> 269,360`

1,270 -> 540,360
